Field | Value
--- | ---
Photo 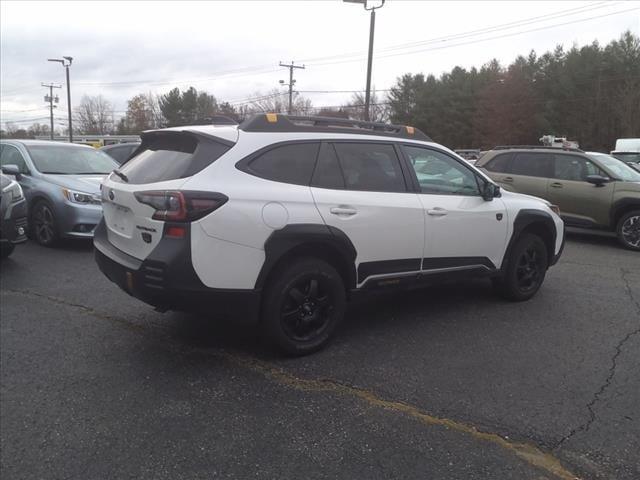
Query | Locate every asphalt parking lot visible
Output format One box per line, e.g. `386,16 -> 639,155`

1,232 -> 638,480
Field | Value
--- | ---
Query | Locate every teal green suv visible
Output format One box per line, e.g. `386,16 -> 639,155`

476,146 -> 640,250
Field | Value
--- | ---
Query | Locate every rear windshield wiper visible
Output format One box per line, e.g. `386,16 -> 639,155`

113,169 -> 129,183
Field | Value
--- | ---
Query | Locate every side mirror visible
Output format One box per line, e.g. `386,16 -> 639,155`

482,182 -> 501,201
586,174 -> 610,187
1,164 -> 21,180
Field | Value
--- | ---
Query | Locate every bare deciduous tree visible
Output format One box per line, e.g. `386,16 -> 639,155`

75,95 -> 114,135
342,91 -> 390,123
247,89 -> 314,115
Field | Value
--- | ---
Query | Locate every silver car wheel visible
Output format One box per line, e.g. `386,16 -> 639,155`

33,204 -> 56,245
621,215 -> 640,248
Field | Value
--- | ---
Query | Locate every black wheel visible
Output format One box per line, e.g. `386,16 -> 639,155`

493,233 -> 548,301
261,258 -> 346,356
1,243 -> 15,259
616,210 -> 640,251
31,201 -> 59,247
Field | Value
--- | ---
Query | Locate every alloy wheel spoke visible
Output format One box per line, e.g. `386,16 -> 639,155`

288,287 -> 305,303
282,308 -> 300,322
308,279 -> 319,299
316,295 -> 329,308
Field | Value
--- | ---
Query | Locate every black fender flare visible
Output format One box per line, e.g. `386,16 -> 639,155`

501,209 -> 559,270
255,224 -> 357,290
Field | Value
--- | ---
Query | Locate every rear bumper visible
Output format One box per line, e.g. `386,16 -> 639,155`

93,219 -> 260,319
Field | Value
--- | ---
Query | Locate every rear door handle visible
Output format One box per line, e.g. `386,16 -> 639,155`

550,182 -> 563,188
330,206 -> 357,217
502,176 -> 514,183
427,208 -> 448,216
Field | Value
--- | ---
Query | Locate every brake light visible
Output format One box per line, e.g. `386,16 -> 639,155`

166,226 -> 186,238
134,191 -> 228,222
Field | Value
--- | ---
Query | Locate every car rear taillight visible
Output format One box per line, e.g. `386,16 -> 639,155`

134,191 -> 228,222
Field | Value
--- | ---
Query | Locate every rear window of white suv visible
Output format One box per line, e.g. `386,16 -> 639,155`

115,132 -> 231,184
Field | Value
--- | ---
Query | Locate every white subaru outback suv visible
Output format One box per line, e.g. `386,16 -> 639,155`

95,114 -> 564,355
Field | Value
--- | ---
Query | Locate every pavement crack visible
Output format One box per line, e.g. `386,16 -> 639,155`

218,352 -> 581,480
555,268 -> 640,449
3,287 -> 582,480
2,288 -> 148,334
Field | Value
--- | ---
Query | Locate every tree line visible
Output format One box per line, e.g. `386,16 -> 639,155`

388,31 -> 640,151
3,31 -> 638,152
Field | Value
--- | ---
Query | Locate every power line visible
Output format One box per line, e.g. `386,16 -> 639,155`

299,1 -> 615,65
310,6 -> 640,68
4,1 -> 615,98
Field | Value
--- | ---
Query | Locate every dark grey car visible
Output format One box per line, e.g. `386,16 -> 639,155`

0,140 -> 118,246
0,170 -> 28,258
100,142 -> 141,165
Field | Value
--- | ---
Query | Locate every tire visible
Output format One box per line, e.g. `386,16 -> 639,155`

261,257 -> 346,356
31,200 -> 59,247
493,233 -> 548,301
616,210 -> 640,251
1,243 -> 15,259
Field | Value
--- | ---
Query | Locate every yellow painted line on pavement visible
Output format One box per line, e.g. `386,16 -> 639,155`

221,352 -> 581,480
4,289 -> 581,480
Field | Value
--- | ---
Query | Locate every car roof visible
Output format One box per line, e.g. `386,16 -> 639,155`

1,139 -> 95,148
475,147 -> 587,167
145,114 -> 432,145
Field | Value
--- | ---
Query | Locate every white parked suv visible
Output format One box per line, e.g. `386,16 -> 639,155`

95,114 -> 565,355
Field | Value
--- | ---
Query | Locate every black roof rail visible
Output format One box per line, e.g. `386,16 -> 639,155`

238,113 -> 432,141
179,115 -> 238,126
493,145 -> 584,153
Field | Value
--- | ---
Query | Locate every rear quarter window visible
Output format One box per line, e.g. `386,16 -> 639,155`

243,142 -> 320,185
116,133 -> 231,184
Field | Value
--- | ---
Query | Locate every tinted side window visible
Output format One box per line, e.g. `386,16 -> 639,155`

484,153 -> 512,173
553,154 -> 603,181
333,143 -> 406,193
511,153 -> 553,178
0,145 -> 28,173
311,143 -> 345,189
248,142 -> 320,185
404,146 -> 480,196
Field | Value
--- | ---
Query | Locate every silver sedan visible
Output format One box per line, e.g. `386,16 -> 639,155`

0,140 -> 118,246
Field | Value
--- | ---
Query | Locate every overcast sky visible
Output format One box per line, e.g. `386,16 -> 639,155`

1,0 -> 639,126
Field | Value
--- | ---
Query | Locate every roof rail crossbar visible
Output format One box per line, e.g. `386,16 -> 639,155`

493,145 -> 584,153
239,114 -> 432,141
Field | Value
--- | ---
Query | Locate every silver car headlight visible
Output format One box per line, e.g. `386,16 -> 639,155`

2,179 -> 24,203
62,188 -> 101,205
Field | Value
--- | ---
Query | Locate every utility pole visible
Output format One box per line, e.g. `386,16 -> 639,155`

279,61 -> 305,115
42,83 -> 61,140
344,0 -> 385,121
48,56 -> 73,142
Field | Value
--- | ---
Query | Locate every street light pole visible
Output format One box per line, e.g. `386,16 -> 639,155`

48,56 -> 73,142
344,0 -> 385,122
